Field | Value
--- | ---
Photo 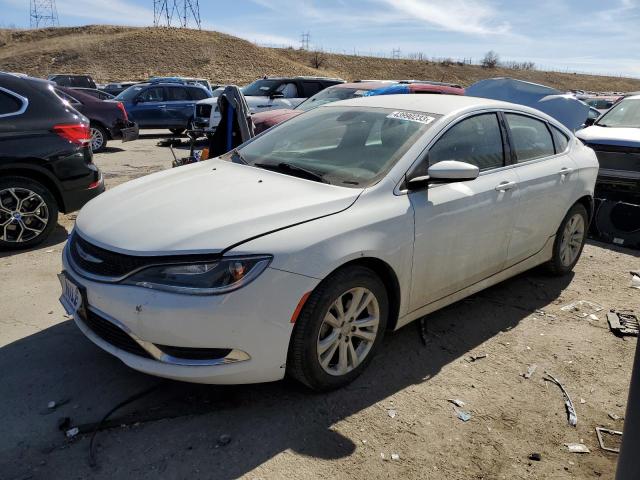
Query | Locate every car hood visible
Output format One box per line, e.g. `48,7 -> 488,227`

576,126 -> 640,147
75,159 -> 361,255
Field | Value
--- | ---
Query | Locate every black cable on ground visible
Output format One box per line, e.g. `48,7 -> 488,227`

88,382 -> 165,469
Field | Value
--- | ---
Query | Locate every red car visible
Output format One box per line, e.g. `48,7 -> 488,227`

252,81 -> 465,133
55,87 -> 139,152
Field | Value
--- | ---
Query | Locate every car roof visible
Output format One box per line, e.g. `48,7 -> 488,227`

328,94 -> 518,116
263,76 -> 345,82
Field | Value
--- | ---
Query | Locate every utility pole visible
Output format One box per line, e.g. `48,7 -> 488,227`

300,32 -> 310,50
30,0 -> 59,28
153,0 -> 201,30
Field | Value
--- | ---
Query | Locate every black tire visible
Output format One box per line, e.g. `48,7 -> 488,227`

169,128 -> 185,136
90,124 -> 108,152
287,266 -> 389,391
545,203 -> 588,276
0,176 -> 59,250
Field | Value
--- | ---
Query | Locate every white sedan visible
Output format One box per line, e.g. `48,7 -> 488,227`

59,95 -> 598,390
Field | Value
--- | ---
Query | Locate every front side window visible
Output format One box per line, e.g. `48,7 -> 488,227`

241,79 -> 281,96
428,113 -> 504,171
225,106 -> 439,187
596,98 -> 640,128
303,81 -> 324,97
276,82 -> 299,98
138,87 -> 165,102
505,113 -> 554,162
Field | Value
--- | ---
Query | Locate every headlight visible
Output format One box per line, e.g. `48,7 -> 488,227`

122,255 -> 272,295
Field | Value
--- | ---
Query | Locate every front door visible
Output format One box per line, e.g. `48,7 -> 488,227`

409,112 -> 519,310
130,86 -> 167,128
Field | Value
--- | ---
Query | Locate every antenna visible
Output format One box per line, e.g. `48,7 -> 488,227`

153,0 -> 201,29
30,0 -> 59,28
300,32 -> 310,50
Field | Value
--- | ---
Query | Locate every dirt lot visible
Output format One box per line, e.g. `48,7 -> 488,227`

0,132 -> 638,480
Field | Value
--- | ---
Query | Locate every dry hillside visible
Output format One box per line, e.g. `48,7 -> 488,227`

1,25 -> 640,91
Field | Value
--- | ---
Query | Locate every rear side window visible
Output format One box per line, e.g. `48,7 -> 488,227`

166,87 -> 190,101
428,113 -> 505,171
0,91 -> 22,116
302,81 -> 323,97
506,113 -> 555,162
188,87 -> 209,100
551,126 -> 569,153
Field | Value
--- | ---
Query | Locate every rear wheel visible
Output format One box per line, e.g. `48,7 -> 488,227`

287,266 -> 388,391
90,125 -> 108,152
546,203 -> 588,275
0,177 -> 58,250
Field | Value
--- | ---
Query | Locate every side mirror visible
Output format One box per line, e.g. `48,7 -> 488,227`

407,160 -> 479,190
270,92 -> 284,99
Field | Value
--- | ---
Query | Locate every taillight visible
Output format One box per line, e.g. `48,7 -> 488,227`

53,124 -> 91,146
117,101 -> 129,121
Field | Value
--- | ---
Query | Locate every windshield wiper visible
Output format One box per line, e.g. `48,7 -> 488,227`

254,162 -> 329,184
230,148 -> 248,164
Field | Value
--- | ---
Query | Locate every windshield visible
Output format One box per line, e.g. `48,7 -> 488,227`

241,79 -> 281,96
596,98 -> 640,128
115,85 -> 146,101
223,106 -> 438,187
295,87 -> 369,112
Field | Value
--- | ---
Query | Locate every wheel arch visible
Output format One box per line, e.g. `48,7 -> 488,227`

0,166 -> 63,210
89,120 -> 112,140
323,257 -> 402,332
575,195 -> 594,222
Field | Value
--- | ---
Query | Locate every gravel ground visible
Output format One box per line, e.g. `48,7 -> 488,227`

1,132 -> 638,480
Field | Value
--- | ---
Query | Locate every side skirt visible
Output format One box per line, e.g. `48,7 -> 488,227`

395,235 -> 555,330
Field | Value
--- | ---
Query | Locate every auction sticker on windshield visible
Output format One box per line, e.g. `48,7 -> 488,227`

387,111 -> 436,124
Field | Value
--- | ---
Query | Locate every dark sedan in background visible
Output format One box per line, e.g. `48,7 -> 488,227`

0,72 -> 104,249
55,87 -> 138,152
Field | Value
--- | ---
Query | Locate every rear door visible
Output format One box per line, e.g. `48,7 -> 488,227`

503,112 -> 578,264
164,86 -> 195,128
409,112 -> 520,309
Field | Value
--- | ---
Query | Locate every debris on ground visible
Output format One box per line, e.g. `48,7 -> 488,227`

215,434 -> 232,448
453,406 -> 472,422
596,427 -> 623,453
522,364 -> 537,379
528,453 -> 542,461
544,371 -> 578,426
607,310 -> 639,337
608,413 -> 622,421
467,353 -> 488,362
561,300 -> 603,318
387,409 -> 397,419
48,401 -> 56,409
564,443 -> 590,453
589,314 -> 599,321
447,399 -> 465,408
391,453 -> 400,460
631,271 -> 640,289
580,398 -> 586,404
65,427 -> 79,438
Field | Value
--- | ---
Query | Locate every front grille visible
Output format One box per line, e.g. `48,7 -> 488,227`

156,345 -> 232,360
195,104 -> 212,118
585,143 -> 640,174
82,310 -> 152,359
68,233 -> 220,280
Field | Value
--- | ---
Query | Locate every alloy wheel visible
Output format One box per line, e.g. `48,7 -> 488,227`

317,287 -> 380,376
90,127 -> 104,151
0,188 -> 49,243
559,213 -> 585,266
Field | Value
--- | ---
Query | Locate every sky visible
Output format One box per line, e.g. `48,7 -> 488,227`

1,0 -> 639,77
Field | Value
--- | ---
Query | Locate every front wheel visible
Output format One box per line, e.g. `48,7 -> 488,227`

546,203 -> 588,276
0,176 -> 59,250
287,266 -> 388,391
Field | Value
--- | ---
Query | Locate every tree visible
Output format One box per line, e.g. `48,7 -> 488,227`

310,50 -> 327,69
481,50 -> 500,69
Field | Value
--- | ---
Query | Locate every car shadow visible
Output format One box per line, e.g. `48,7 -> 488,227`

96,146 -> 125,154
0,223 -> 68,259
0,270 -> 573,479
586,238 -> 640,258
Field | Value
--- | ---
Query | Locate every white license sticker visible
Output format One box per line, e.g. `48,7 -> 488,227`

387,111 -> 435,124
58,273 -> 83,315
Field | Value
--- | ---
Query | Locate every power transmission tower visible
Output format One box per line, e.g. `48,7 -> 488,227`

30,0 -> 59,28
300,32 -> 310,50
153,0 -> 201,30
391,48 -> 401,59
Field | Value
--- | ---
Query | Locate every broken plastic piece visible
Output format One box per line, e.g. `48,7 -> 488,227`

607,311 -> 639,337
523,364 -> 537,379
631,274 -> 640,289
48,401 -> 56,409
453,406 -> 472,422
544,371 -> 578,427
448,399 -> 465,408
561,300 -> 603,318
387,409 -> 397,418
528,453 -> 542,461
565,443 -> 590,453
65,427 -> 79,438
608,413 -> 621,421
595,427 -> 622,453
391,453 -> 400,460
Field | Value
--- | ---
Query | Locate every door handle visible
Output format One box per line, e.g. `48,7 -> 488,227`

495,181 -> 517,192
558,167 -> 573,175
158,105 -> 166,108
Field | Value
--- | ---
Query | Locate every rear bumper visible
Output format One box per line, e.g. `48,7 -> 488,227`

61,172 -> 105,213
108,121 -> 139,143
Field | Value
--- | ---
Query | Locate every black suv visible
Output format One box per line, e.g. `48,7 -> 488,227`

47,74 -> 97,89
0,73 -> 104,249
